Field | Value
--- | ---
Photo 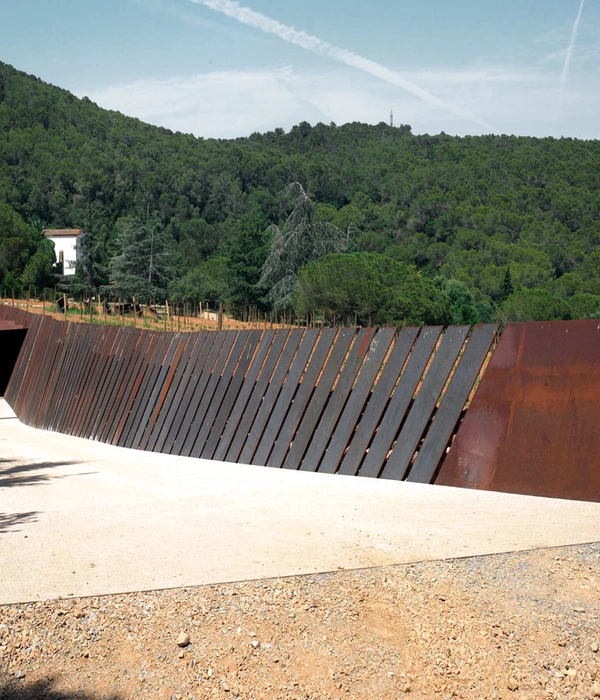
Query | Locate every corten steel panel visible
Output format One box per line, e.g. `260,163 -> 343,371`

407,324 -> 498,484
282,328 -> 356,471
266,328 -> 338,469
128,333 -> 181,450
163,332 -> 217,454
43,323 -> 80,431
90,328 -> 136,442
73,326 -> 120,438
118,330 -> 173,448
212,330 -> 277,462
338,327 -> 419,477
173,331 -> 232,456
67,325 -> 105,436
238,328 -> 307,465
358,327 -> 442,479
224,330 -> 290,464
301,327 -> 378,473
59,325 -> 100,434
105,330 -> 158,445
201,329 -> 263,460
141,332 -> 199,452
436,320 -> 600,503
380,325 -> 470,481
252,328 -> 321,466
134,332 -> 190,449
97,328 -> 145,444
319,327 -> 396,475
188,331 -> 255,459
30,321 -> 69,428
151,333 -> 210,454
179,331 -> 240,457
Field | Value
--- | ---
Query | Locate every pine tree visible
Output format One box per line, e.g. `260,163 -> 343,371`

499,267 -> 514,302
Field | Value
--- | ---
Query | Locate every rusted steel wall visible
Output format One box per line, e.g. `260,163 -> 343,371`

437,320 -> 600,503
1,306 -> 497,481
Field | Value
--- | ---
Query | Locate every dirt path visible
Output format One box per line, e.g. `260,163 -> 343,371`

1,543 -> 599,699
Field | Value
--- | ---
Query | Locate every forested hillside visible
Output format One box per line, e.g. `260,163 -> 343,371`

1,60 -> 600,324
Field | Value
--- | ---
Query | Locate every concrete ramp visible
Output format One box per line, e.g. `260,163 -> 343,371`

2,399 -> 599,605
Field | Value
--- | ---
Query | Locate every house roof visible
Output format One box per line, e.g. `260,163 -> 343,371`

43,228 -> 83,238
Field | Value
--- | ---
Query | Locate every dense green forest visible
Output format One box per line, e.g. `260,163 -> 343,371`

1,60 -> 600,324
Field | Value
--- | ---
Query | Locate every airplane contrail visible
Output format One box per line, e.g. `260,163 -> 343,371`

192,0 -> 495,132
558,0 -> 586,118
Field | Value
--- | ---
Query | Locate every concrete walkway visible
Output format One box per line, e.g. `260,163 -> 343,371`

1,398 -> 600,605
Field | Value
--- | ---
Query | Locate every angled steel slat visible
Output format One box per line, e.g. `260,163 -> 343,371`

5,314 -> 42,407
179,331 -> 240,457
338,326 -> 419,476
163,332 -> 217,454
239,328 -> 307,465
140,332 -> 199,452
358,326 -> 442,478
89,328 -> 135,441
301,327 -> 377,472
252,328 -> 321,466
45,323 -> 81,431
134,332 -> 191,450
319,327 -> 396,475
282,328 -> 356,471
73,326 -> 120,438
379,325 -> 470,481
201,329 -> 263,461
170,331 -> 229,455
118,331 -> 174,448
102,330 -> 157,445
128,333 -> 182,450
97,328 -> 145,444
61,325 -> 104,434
189,331 -> 254,459
211,330 -> 276,462
150,332 -> 209,454
407,324 -> 498,483
31,321 -> 68,428
50,324 -> 93,432
224,330 -> 290,464
266,328 -> 337,469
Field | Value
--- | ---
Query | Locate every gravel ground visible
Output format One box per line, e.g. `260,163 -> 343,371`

1,543 -> 599,700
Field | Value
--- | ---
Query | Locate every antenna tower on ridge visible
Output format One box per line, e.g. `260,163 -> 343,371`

390,109 -> 394,127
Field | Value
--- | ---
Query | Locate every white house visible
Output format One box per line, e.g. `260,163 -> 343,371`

43,228 -> 82,276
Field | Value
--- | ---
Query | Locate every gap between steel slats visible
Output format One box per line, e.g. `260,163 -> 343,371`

179,331 -> 241,458
224,330 -> 290,464
200,329 -> 264,461
407,323 -> 498,483
282,328 -> 356,471
188,330 -> 256,459
140,332 -> 200,452
266,328 -> 338,469
239,328 -> 308,465
379,325 -> 470,481
319,327 -> 397,475
149,332 -> 209,454
211,330 -> 277,462
162,331 -> 218,454
301,327 -> 377,473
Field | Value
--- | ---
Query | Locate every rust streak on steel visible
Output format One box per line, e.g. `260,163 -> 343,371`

436,320 -> 600,503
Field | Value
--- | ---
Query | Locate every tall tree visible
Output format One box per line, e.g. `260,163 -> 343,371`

259,183 -> 352,310
108,218 -> 174,302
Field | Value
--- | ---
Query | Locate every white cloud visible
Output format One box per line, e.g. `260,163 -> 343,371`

81,64 -> 600,141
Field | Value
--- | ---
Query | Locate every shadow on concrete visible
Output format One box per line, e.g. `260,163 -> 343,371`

0,459 -> 83,489
0,511 -> 39,534
0,678 -> 121,699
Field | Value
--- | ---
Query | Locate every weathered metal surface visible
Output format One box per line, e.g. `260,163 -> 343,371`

407,324 -> 498,484
437,321 -> 600,502
319,327 -> 396,474
266,328 -> 338,469
2,306 -> 507,487
380,325 -> 470,481
337,327 -> 418,477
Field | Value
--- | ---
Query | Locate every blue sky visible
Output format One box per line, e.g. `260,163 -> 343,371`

2,0 -> 599,139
